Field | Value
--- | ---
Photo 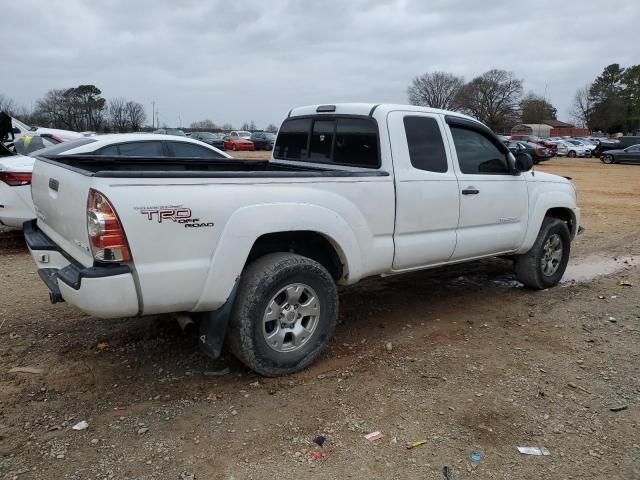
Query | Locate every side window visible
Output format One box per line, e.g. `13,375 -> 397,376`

274,118 -> 311,160
403,116 -> 448,173
309,120 -> 334,160
450,127 -> 509,174
333,118 -> 379,167
169,141 -> 224,158
98,144 -> 119,156
117,141 -> 164,157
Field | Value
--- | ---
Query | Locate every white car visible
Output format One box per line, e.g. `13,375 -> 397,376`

555,140 -> 591,158
0,134 -> 230,228
26,103 -> 581,376
229,130 -> 252,140
7,116 -> 84,142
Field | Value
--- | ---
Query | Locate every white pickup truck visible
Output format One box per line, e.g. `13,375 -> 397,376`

26,103 -> 580,376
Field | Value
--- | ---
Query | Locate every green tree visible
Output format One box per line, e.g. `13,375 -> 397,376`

589,64 -> 626,133
519,93 -> 557,124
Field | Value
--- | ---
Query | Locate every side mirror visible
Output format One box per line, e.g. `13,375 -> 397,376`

12,127 -> 20,134
515,152 -> 534,172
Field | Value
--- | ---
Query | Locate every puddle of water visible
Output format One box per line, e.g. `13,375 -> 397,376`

561,255 -> 638,284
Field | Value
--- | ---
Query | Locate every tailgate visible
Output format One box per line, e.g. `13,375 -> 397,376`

31,159 -> 94,267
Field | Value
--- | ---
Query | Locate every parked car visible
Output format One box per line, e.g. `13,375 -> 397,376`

153,128 -> 187,137
189,131 -> 226,150
566,139 -> 595,155
507,141 -> 552,164
229,130 -> 252,140
1,112 -> 84,145
510,134 -> 557,155
25,102 -> 580,376
224,136 -> 255,151
0,134 -> 229,228
600,144 -> 640,164
555,140 -> 591,158
250,131 -> 276,150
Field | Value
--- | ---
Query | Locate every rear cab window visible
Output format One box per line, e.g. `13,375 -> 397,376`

274,116 -> 380,168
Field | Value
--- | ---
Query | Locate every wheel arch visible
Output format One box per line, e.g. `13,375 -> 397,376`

245,230 -> 347,282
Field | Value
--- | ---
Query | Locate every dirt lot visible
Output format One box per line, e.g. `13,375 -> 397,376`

1,157 -> 639,480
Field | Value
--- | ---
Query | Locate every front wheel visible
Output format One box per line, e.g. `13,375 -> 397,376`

515,217 -> 571,289
227,253 -> 338,376
568,150 -> 577,158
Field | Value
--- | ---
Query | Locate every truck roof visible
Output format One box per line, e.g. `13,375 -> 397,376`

288,103 -> 479,124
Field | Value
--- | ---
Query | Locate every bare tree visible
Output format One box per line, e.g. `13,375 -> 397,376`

221,123 -> 233,131
457,69 -> 523,132
569,84 -> 593,129
407,71 -> 465,110
124,101 -> 146,131
265,123 -> 278,133
0,94 -> 18,115
190,119 -> 218,130
108,97 -> 128,131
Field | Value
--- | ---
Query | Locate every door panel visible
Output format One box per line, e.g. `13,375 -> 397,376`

446,124 -> 528,260
388,112 -> 460,270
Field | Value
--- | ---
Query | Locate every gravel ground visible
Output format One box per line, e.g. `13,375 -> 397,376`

0,157 -> 639,480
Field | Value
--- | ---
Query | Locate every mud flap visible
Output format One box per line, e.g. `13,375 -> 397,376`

197,279 -> 239,359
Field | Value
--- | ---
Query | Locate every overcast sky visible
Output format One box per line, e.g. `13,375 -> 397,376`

2,0 -> 639,129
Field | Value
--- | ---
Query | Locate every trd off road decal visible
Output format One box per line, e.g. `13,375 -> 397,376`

135,205 -> 214,228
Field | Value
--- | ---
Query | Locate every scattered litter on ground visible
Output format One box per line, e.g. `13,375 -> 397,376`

178,472 -> 196,480
8,366 -> 43,374
302,449 -> 322,459
137,427 -> 149,435
518,446 -> 550,456
609,405 -> 628,412
385,342 -> 393,352
404,440 -> 426,449
618,279 -> 633,287
544,414 -> 550,421
470,451 -> 482,462
72,420 -> 89,431
365,431 -> 384,441
313,435 -> 326,447
442,465 -> 451,479
96,342 -> 110,350
204,367 -> 231,376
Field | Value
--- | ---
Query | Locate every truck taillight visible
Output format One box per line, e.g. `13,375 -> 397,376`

87,189 -> 131,262
0,172 -> 32,186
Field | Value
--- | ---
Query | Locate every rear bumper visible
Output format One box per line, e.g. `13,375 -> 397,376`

0,183 -> 35,228
24,220 -> 140,318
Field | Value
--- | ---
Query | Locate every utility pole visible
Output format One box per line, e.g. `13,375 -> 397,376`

151,101 -> 156,129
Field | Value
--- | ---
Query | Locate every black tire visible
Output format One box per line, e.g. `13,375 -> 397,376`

568,150 -> 577,158
227,253 -> 338,376
602,154 -> 614,164
515,217 -> 571,290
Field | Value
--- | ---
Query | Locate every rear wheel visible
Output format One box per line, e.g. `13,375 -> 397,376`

227,253 -> 338,376
568,150 -> 577,158
602,154 -> 614,164
515,217 -> 571,289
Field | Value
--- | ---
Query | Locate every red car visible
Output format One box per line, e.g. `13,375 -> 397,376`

223,136 -> 255,151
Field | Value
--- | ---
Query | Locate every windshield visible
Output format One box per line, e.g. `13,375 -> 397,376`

30,138 -> 97,157
238,131 -> 251,136
11,117 -> 31,131
265,133 -> 276,140
166,129 -> 186,136
567,140 -> 581,145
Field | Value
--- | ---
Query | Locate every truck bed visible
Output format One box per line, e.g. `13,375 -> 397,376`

39,155 -> 389,178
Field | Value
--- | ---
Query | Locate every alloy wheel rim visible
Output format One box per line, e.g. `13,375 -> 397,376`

262,283 -> 320,353
541,234 -> 563,276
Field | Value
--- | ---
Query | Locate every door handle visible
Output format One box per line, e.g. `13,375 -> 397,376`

461,188 -> 479,195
